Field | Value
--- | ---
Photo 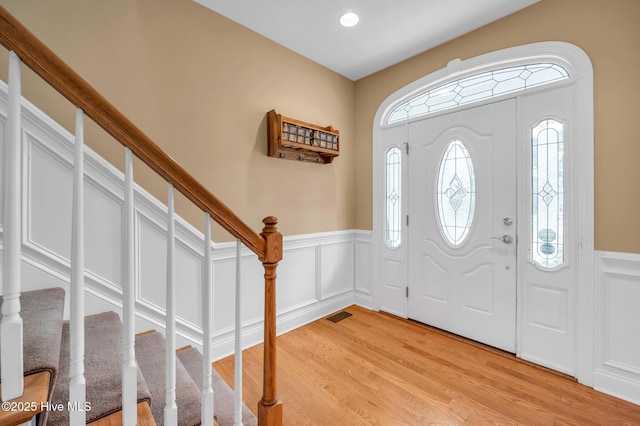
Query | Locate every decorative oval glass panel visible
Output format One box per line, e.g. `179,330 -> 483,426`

531,119 -> 564,268
437,140 -> 475,246
385,146 -> 402,248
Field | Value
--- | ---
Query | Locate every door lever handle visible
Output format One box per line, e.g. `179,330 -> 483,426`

492,234 -> 513,244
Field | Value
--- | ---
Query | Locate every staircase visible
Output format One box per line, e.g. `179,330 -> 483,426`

0,5 -> 282,426
0,288 -> 257,426
0,288 -> 257,425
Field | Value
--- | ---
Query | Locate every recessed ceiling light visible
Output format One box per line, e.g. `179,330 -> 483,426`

339,12 -> 359,28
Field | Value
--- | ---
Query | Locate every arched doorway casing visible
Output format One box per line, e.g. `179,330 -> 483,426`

372,42 -> 594,385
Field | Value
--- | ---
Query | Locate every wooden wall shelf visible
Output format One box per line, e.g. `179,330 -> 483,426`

267,110 -> 339,164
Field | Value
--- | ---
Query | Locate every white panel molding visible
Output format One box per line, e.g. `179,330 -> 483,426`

136,211 -> 171,315
23,130 -> 73,267
320,239 -> 355,300
594,251 -> 640,405
355,231 -> 374,308
83,175 -> 123,287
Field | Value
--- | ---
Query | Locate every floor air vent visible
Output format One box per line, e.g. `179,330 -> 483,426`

326,311 -> 352,323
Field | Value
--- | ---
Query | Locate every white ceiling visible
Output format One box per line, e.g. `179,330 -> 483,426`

194,0 -> 539,81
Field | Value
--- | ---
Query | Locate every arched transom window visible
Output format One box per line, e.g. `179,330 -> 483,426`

386,63 -> 569,124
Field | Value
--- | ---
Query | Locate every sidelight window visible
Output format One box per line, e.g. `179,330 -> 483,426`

531,119 -> 564,268
385,147 -> 402,248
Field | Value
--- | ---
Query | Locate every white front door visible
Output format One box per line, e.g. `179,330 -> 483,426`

407,99 -> 517,352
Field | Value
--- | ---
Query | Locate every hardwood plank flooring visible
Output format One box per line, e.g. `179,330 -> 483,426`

213,306 -> 640,425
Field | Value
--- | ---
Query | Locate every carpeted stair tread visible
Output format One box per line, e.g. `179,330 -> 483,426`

47,311 -> 152,425
135,331 -> 201,426
178,347 -> 257,426
0,287 -> 65,394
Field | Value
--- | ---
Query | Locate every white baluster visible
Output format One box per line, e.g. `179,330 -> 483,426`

122,148 -> 137,425
164,184 -> 177,425
234,240 -> 243,426
69,108 -> 86,425
1,51 -> 24,401
201,214 -> 214,425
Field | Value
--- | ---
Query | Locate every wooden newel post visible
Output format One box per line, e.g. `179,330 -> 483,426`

258,216 -> 283,426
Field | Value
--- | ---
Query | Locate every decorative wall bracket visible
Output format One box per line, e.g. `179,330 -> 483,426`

267,109 -> 339,164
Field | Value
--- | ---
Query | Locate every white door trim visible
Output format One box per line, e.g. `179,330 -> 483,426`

372,42 -> 594,385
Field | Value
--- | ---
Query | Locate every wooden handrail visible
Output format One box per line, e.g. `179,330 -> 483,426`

0,5 -> 266,260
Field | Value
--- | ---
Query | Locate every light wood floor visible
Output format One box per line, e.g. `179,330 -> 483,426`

213,305 -> 640,425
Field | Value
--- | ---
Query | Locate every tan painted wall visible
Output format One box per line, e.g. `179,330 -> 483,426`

0,0 -> 356,241
1,0 -> 638,253
354,0 -> 640,254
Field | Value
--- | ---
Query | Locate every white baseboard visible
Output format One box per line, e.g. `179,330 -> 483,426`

594,369 -> 640,406
211,290 -> 357,360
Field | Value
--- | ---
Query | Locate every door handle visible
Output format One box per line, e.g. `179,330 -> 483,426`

492,234 -> 513,244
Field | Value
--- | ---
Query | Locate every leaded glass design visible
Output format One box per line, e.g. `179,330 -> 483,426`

531,119 -> 564,268
437,140 -> 475,246
387,63 -> 569,124
385,147 -> 402,248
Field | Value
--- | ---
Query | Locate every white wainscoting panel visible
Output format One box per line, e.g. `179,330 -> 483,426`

174,239 -> 205,328
594,251 -> 640,405
26,132 -> 73,264
212,246 -> 264,334
84,176 -> 123,288
354,231 -> 373,308
276,245 -> 318,312
320,239 -> 354,299
138,213 -> 168,312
